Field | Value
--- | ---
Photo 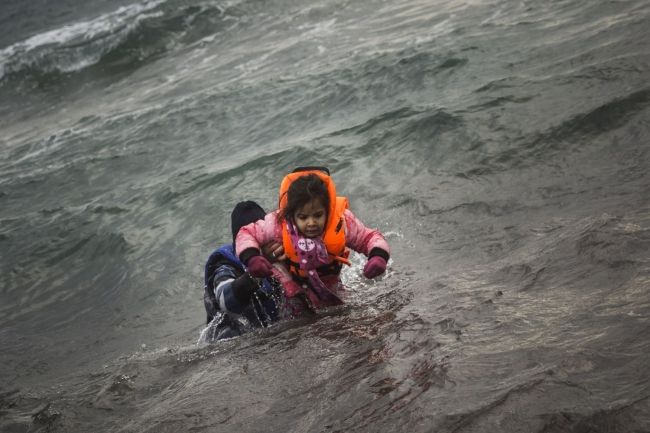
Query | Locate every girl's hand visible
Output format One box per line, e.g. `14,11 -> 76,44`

261,241 -> 286,262
363,256 -> 387,279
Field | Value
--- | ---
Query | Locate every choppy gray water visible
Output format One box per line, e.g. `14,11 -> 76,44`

1,0 -> 649,431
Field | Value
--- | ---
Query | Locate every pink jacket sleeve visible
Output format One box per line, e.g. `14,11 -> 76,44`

343,209 -> 390,257
235,210 -> 283,257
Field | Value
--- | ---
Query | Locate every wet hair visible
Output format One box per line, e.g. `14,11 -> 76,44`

281,174 -> 330,222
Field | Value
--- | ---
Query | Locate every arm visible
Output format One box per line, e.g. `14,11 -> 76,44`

203,249 -> 230,323
211,263 -> 259,316
344,209 -> 390,260
236,211 -> 282,264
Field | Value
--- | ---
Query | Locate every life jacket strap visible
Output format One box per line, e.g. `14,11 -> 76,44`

285,259 -> 343,277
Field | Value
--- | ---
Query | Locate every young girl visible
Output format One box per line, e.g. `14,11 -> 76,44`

235,166 -> 390,310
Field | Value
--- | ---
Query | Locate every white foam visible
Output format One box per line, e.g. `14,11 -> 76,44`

0,0 -> 167,79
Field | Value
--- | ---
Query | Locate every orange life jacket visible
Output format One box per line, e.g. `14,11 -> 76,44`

279,169 -> 351,278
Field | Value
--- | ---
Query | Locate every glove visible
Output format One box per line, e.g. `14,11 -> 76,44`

363,256 -> 387,279
246,255 -> 274,278
230,273 -> 258,304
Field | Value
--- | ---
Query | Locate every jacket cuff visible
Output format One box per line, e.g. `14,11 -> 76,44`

239,247 -> 261,265
368,247 -> 390,262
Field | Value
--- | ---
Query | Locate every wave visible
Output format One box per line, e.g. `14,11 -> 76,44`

0,0 -> 244,87
461,87 -> 650,177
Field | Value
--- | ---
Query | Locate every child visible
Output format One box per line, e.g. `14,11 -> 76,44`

236,166 -> 390,310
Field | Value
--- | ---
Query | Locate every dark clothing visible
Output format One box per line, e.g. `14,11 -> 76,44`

202,244 -> 285,340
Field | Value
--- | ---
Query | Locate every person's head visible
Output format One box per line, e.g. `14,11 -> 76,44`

231,201 -> 266,244
281,173 -> 330,238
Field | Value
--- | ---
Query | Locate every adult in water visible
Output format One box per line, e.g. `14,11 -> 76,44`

202,200 -> 288,341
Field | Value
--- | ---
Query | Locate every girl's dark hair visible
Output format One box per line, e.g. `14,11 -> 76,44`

281,174 -> 330,222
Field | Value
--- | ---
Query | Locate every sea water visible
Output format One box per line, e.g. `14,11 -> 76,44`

1,0 -> 649,431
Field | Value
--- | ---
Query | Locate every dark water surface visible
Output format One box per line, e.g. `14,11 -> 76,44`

1,0 -> 649,431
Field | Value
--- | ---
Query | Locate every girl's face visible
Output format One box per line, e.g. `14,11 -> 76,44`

293,198 -> 327,238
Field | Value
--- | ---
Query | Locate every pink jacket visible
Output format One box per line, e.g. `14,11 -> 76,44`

235,209 -> 389,261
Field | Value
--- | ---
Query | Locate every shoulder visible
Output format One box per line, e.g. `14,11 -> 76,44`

257,210 -> 283,237
266,210 -> 281,226
343,208 -> 362,227
205,244 -> 243,286
212,258 -> 244,285
239,211 -> 281,233
207,244 -> 239,266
